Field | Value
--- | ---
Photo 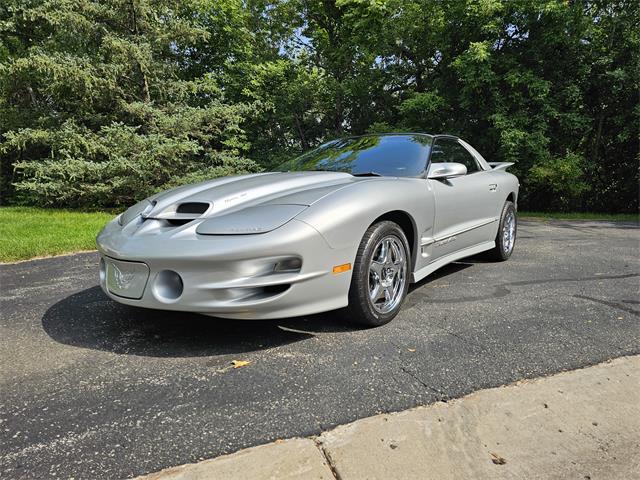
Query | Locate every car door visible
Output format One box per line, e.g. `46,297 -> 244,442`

427,138 -> 499,260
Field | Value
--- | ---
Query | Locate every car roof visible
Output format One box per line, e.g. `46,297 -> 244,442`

337,132 -> 460,141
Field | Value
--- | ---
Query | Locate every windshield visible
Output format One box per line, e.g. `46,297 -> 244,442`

277,134 -> 432,177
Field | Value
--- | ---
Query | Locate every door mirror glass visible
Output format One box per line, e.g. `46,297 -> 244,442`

427,162 -> 467,179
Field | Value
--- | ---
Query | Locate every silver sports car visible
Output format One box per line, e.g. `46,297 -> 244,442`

97,133 -> 519,326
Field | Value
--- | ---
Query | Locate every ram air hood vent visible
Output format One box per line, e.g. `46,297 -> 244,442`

143,201 -> 212,226
176,202 -> 209,214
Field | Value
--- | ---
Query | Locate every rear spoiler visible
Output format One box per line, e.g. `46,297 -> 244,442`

488,162 -> 514,171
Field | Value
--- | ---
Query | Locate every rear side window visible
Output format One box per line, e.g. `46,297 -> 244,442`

431,139 -> 480,174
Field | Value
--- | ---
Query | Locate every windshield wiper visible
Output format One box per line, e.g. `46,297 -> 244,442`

351,171 -> 383,177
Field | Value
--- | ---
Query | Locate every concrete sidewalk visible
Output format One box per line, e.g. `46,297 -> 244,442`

137,356 -> 639,480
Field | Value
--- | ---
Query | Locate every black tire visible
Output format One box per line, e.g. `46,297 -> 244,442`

346,221 -> 411,327
487,200 -> 517,261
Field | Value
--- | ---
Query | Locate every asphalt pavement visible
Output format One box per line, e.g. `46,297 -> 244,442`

1,219 -> 639,479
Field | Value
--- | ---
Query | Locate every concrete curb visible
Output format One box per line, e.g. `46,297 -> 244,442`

135,355 -> 640,480
136,438 -> 334,480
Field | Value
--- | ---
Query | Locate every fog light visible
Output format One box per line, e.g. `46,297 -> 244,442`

274,257 -> 302,272
153,270 -> 184,301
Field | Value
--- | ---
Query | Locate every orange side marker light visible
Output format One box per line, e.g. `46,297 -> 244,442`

332,263 -> 351,274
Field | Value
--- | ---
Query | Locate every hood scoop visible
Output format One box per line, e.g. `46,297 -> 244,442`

176,202 -> 209,214
144,202 -> 212,226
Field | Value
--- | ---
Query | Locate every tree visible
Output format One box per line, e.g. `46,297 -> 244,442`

0,0 -> 259,207
0,0 -> 637,212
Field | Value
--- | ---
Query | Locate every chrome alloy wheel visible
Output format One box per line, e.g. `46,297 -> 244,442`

368,235 -> 407,314
503,210 -> 516,254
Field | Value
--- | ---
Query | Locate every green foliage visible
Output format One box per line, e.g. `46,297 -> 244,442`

0,0 -> 258,207
0,0 -> 638,212
398,92 -> 447,132
528,152 -> 589,211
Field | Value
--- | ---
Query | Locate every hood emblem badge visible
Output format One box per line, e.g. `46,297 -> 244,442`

111,264 -> 136,289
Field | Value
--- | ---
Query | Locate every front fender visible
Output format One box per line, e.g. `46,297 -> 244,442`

296,178 -> 434,252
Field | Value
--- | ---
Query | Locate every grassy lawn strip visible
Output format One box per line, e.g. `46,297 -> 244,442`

0,207 -> 114,263
520,211 -> 639,222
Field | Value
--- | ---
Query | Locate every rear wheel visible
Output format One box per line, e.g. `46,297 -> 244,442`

487,200 -> 517,261
346,221 -> 410,327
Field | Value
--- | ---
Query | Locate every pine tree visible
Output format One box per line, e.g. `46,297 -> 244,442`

0,0 -> 259,207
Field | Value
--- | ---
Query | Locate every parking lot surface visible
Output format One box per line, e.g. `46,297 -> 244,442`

1,219 -> 639,479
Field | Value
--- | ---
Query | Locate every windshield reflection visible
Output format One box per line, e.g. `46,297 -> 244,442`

277,134 -> 432,177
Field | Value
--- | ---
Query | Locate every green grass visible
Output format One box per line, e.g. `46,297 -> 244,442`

0,207 -> 114,262
520,211 -> 639,222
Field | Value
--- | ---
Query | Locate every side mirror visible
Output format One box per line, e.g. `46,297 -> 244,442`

427,162 -> 467,179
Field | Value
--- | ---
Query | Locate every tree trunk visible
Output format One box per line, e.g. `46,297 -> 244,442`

139,69 -> 151,103
294,114 -> 308,150
129,0 -> 151,102
592,111 -> 604,164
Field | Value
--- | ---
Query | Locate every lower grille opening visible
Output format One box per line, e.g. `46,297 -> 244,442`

215,284 -> 292,303
166,219 -> 193,227
262,284 -> 290,295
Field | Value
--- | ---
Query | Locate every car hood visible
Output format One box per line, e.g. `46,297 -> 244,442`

144,171 -> 358,221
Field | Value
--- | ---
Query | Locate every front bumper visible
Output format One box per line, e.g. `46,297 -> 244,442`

97,218 -> 356,319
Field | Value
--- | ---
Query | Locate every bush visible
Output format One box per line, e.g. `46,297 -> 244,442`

527,153 -> 589,211
7,115 -> 260,208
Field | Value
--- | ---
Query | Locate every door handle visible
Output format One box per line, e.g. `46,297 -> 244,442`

488,184 -> 497,191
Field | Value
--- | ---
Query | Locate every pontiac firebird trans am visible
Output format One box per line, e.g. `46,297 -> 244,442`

97,133 -> 519,326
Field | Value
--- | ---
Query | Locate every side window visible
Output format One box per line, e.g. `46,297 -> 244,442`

431,139 -> 480,174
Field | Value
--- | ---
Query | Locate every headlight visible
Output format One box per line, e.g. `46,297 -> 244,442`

196,204 -> 307,235
118,199 -> 154,226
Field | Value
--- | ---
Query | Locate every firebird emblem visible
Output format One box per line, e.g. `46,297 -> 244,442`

435,235 -> 457,247
111,264 -> 136,289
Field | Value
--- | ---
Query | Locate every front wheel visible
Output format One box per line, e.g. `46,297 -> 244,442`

346,221 -> 410,327
487,200 -> 517,261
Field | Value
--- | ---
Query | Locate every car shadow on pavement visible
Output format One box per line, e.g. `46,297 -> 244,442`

41,259 -> 482,358
409,258 -> 481,290
41,286 -> 356,358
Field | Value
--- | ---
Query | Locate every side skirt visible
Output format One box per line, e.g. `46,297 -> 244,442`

411,241 -> 495,283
